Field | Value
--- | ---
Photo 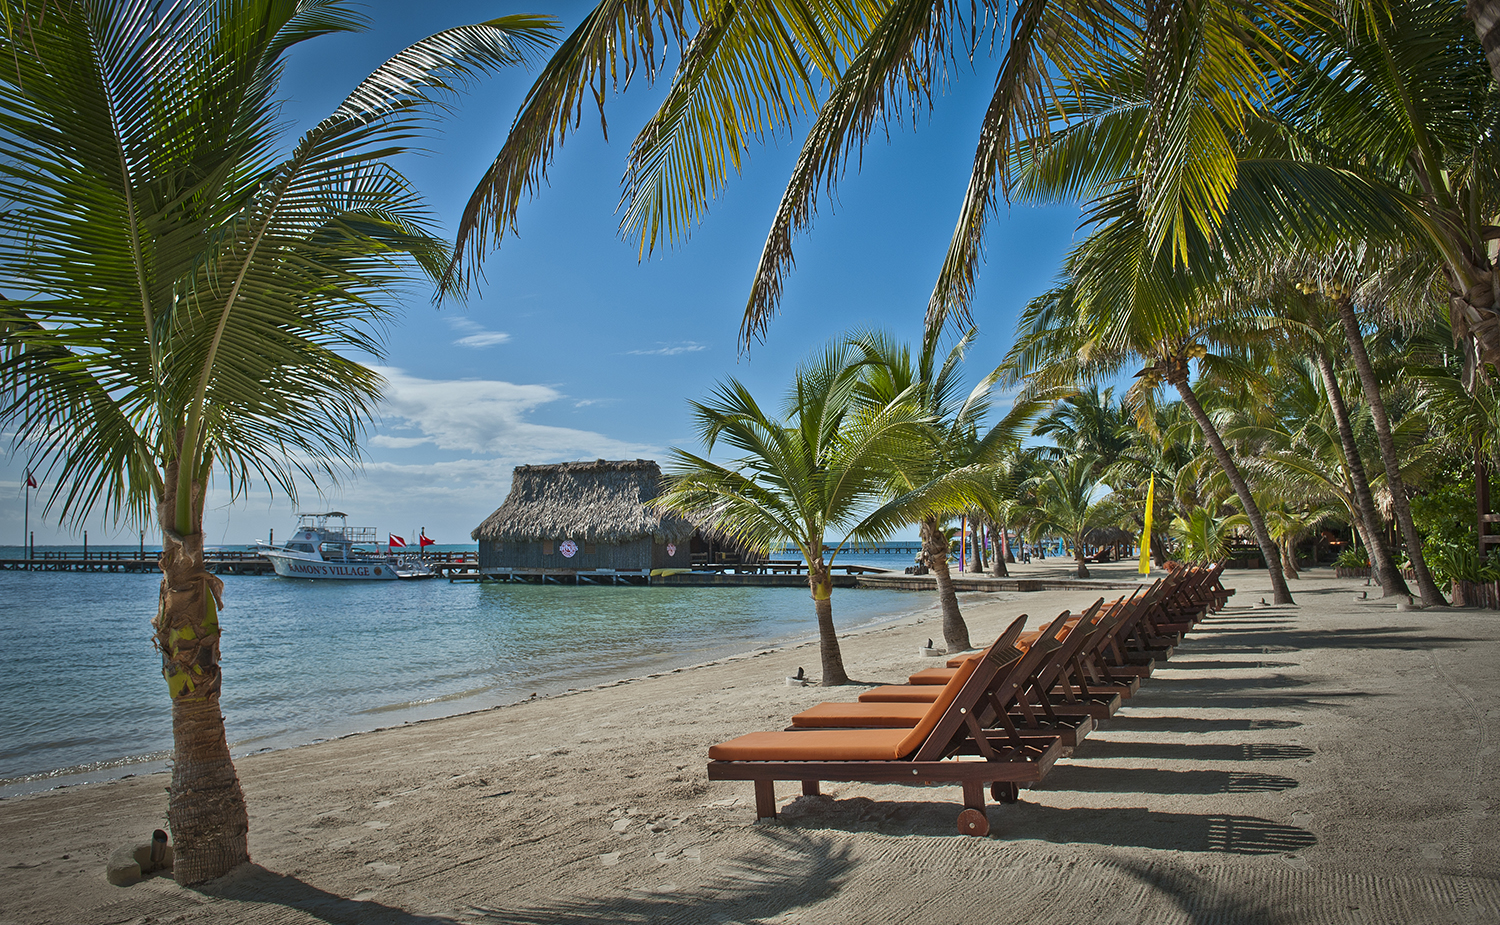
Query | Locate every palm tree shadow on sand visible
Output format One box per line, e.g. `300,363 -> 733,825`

195,864 -> 458,925
463,830 -> 854,925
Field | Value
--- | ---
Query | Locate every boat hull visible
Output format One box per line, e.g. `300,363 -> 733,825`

264,552 -> 413,580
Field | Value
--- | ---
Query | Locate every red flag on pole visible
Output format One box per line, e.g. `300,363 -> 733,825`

388,534 -> 406,548
25,471 -> 36,488
418,533 -> 435,547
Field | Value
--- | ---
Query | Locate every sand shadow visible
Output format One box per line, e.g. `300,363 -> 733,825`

1106,855 -> 1294,923
1077,740 -> 1315,762
1156,659 -> 1299,670
463,830 -> 852,925
1035,765 -> 1300,794
196,864 -> 456,924
1003,804 -> 1317,854
775,795 -> 1314,855
1187,626 -> 1475,653
1101,716 -> 1303,734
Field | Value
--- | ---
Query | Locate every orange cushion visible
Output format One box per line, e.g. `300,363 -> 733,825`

710,658 -> 982,761
908,666 -> 957,685
708,728 -> 911,761
791,702 -> 929,727
858,685 -> 942,703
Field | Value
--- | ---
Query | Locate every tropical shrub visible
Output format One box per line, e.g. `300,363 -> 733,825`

1334,547 -> 1371,569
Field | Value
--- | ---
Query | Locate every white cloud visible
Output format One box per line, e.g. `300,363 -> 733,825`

369,435 -> 429,449
455,331 -> 512,347
625,341 -> 708,356
371,367 -> 655,460
447,316 -> 511,349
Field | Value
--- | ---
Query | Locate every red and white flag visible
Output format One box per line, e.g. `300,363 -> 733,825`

388,534 -> 406,548
418,533 -> 435,548
25,471 -> 37,489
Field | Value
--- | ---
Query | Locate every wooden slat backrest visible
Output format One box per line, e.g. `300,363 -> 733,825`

915,609 -> 1073,761
906,615 -> 1030,761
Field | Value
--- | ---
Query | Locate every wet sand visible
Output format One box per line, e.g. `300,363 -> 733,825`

0,561 -> 1496,924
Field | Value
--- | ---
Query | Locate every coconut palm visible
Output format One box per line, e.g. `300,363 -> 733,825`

1169,506 -> 1248,564
654,343 -> 928,684
1029,453 -> 1121,578
0,1 -> 552,882
848,326 -> 1041,653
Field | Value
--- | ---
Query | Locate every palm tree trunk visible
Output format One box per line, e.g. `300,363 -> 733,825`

921,516 -> 972,652
1281,534 -> 1300,579
968,520 -> 985,573
1470,0 -> 1500,87
1333,297 -> 1447,605
1170,376 -> 1295,604
807,559 -> 849,685
1073,536 -> 1090,579
989,522 -> 1009,577
154,455 -> 248,884
1311,347 -> 1408,597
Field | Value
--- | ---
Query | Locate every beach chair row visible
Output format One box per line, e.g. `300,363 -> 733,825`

706,563 -> 1234,836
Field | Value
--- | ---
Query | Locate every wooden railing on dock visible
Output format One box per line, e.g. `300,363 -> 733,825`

0,549 -> 480,576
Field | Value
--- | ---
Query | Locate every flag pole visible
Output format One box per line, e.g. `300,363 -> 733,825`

23,469 -> 30,558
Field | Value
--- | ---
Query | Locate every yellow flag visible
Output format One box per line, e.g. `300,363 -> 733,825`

1138,475 -> 1155,575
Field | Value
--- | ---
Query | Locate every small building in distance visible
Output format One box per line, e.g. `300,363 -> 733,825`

471,459 -> 696,583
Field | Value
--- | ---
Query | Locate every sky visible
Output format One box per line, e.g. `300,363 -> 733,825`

1,1 -> 1084,548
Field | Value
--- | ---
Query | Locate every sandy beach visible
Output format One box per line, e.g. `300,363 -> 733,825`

1,562 -> 1496,925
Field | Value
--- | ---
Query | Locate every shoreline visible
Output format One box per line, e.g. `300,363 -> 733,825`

0,583 -> 949,800
5,562 -> 1494,925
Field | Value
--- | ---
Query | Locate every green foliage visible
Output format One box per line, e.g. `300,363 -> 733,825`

1334,546 -> 1370,569
1424,541 -> 1500,584
1410,465 -> 1480,549
1170,506 -> 1248,563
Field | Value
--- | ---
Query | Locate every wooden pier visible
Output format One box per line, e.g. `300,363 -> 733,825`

1,550 -> 479,577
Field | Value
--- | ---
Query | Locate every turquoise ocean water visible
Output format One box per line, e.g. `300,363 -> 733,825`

0,546 -> 925,796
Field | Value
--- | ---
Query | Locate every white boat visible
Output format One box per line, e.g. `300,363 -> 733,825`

257,512 -> 435,580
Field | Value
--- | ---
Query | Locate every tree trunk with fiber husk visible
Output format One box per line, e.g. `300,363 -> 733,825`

1470,0 -> 1500,105
920,516 -> 971,653
968,521 -> 984,573
989,522 -> 1009,577
154,451 -> 249,884
1281,534 -> 1299,579
1310,346 -> 1407,597
1072,535 -> 1090,579
1332,297 -> 1447,606
1167,367 -> 1295,604
807,559 -> 849,685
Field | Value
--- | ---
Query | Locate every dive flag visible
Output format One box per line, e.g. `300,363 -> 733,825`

1138,475 -> 1155,575
389,534 -> 407,548
25,471 -> 36,489
418,533 -> 435,547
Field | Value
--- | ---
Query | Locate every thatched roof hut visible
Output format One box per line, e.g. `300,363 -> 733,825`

471,459 -> 696,544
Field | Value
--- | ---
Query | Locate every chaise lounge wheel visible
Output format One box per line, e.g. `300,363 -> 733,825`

957,807 -> 990,836
991,781 -> 1020,804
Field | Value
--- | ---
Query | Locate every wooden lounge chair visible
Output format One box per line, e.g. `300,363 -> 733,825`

841,609 -> 1103,746
707,631 -> 1064,836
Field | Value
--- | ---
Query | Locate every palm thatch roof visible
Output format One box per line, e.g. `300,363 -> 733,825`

1084,526 -> 1136,546
471,459 -> 696,544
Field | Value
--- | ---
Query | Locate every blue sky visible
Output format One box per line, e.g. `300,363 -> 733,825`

2,1 -> 1082,547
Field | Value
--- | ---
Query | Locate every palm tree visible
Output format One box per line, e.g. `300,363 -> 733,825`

1170,506 -> 1248,564
848,327 -> 1039,653
654,343 -> 927,684
0,1 -> 552,883
1030,454 -> 1120,578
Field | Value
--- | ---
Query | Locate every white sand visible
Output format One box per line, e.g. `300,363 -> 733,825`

1,562 -> 1497,924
